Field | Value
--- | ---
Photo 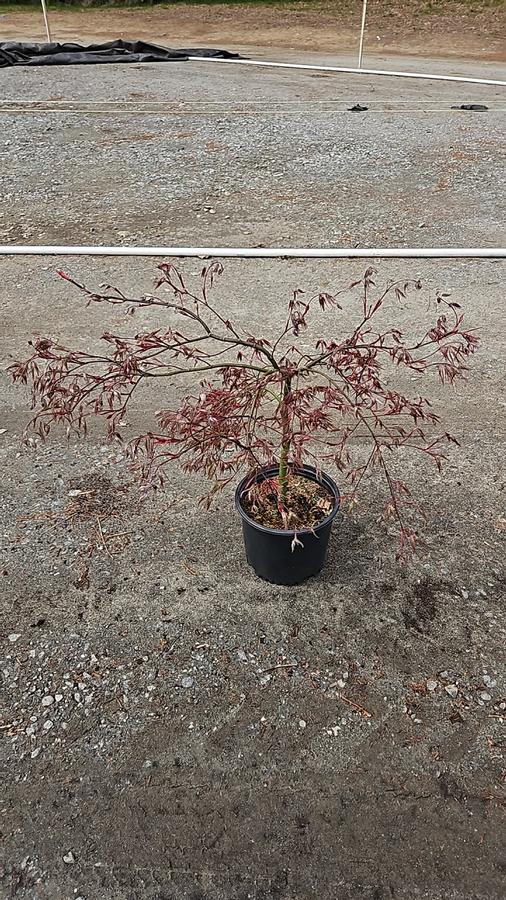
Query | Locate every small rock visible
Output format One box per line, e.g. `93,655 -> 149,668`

8,633 -> 21,643
445,684 -> 459,698
479,691 -> 492,702
298,719 -> 307,729
43,720 -> 53,730
180,676 -> 194,689
237,649 -> 248,663
336,679 -> 346,689
461,589 -> 469,600
55,694 -> 64,702
427,679 -> 438,692
483,675 -> 497,688
41,695 -> 54,707
30,747 -> 41,759
62,851 -> 75,864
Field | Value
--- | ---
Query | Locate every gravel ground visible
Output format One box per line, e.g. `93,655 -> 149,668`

1,53 -> 506,900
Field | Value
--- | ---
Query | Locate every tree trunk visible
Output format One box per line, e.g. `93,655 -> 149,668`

278,376 -> 292,504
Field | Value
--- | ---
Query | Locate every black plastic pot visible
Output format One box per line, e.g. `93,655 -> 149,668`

235,465 -> 340,585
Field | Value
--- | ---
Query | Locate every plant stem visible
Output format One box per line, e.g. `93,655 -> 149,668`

278,376 -> 292,503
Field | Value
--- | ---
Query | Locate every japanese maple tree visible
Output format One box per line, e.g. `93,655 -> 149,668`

9,262 -> 478,553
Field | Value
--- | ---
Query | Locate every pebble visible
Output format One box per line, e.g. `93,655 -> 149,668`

479,691 -> 492,702
55,694 -> 64,702
180,676 -> 194,688
62,851 -> 76,864
8,633 -> 21,643
237,649 -> 248,663
298,719 -> 307,729
445,684 -> 459,698
483,675 -> 497,688
43,720 -> 53,730
427,679 -> 438,692
30,748 -> 41,759
41,695 -> 54,707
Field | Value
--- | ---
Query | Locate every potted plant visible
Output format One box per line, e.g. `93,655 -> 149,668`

9,263 -> 477,584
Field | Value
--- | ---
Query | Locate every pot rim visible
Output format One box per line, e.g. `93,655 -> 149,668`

235,463 -> 340,537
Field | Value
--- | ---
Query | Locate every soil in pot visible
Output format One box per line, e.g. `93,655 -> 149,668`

241,473 -> 334,531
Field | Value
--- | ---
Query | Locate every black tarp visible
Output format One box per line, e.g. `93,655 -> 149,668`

0,40 -> 240,68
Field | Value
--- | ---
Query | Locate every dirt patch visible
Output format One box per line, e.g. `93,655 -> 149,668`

2,1 -> 505,62
401,576 -> 448,633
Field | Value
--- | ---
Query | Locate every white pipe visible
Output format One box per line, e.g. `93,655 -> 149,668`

40,0 -> 52,43
0,246 -> 504,259
188,56 -> 506,89
358,0 -> 368,70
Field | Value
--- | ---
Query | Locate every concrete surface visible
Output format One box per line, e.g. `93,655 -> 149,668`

1,52 -> 505,900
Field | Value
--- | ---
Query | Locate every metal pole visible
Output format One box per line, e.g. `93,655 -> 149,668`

358,0 -> 368,70
40,0 -> 52,43
188,56 -> 506,89
0,246 -> 504,259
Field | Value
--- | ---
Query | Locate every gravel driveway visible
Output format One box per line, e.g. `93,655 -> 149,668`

1,51 -> 505,900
